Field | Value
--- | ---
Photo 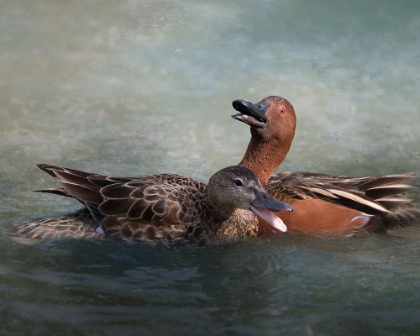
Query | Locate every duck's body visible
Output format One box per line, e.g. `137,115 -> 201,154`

232,96 -> 420,237
8,164 -> 292,245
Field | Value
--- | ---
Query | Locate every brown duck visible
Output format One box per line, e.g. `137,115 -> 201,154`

232,96 -> 420,237
8,164 -> 293,245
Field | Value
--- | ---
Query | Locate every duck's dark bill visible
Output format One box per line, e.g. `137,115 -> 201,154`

249,190 -> 292,232
252,190 -> 293,212
231,99 -> 269,128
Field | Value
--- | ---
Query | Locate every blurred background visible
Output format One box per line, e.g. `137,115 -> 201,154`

1,1 -> 420,335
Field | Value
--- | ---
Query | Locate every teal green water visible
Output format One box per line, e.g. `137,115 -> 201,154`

1,1 -> 420,334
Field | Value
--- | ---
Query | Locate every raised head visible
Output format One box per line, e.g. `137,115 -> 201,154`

207,166 -> 292,233
232,96 -> 297,186
232,96 -> 296,141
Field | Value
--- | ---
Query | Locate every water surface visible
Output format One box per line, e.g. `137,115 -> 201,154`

1,1 -> 420,335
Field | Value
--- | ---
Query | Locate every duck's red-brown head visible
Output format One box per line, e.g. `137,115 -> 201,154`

232,96 -> 296,142
232,96 -> 297,186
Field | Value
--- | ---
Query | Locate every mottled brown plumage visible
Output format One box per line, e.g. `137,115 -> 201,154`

9,209 -> 103,244
7,165 -> 292,245
232,96 -> 420,237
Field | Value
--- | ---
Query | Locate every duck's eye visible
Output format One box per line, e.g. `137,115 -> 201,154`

234,178 -> 244,186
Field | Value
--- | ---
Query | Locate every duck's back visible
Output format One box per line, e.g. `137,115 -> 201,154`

97,174 -> 208,244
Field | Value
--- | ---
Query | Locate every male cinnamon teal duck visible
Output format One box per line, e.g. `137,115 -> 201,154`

7,164 -> 293,245
232,96 -> 420,237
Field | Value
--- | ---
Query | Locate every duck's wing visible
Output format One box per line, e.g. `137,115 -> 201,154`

36,164 -> 207,244
98,175 -> 206,244
268,171 -> 418,215
36,164 -> 133,223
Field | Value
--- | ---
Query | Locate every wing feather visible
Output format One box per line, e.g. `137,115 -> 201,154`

268,171 -> 418,214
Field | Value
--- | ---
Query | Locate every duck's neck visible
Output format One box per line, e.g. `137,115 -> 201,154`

201,204 -> 258,244
239,134 -> 291,187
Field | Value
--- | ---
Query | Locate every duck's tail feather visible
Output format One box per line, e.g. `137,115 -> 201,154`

37,164 -> 103,203
383,207 -> 420,238
4,209 -> 104,245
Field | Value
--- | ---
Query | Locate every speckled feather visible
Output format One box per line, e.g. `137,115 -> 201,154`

8,209 -> 103,245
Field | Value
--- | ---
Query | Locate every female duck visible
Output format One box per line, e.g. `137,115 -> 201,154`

8,164 -> 292,245
232,96 -> 420,237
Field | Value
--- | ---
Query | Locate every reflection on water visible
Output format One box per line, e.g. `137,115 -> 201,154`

1,0 -> 420,334
2,236 -> 420,334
